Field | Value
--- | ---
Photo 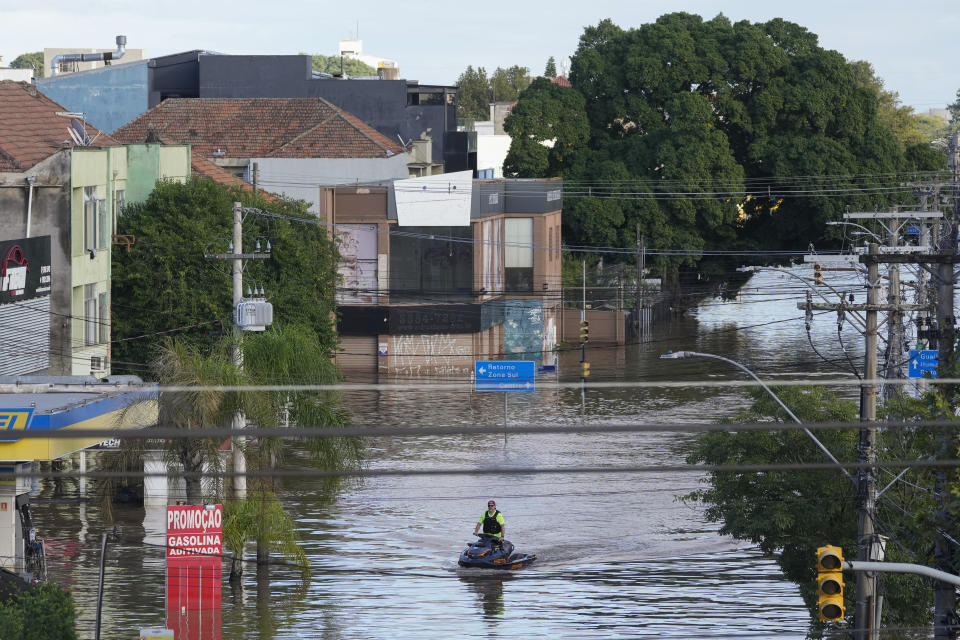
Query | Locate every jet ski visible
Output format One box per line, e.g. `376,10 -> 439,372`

458,533 -> 536,569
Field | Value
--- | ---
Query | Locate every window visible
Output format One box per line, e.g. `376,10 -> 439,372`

98,292 -> 108,344
114,189 -> 126,218
84,187 -> 107,251
505,218 -> 533,292
84,284 -> 97,346
84,187 -> 97,251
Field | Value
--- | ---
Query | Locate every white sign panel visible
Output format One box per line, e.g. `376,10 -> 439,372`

394,171 -> 473,226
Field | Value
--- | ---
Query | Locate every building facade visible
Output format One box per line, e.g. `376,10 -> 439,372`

0,79 -> 190,376
327,177 -> 563,376
37,52 -> 474,175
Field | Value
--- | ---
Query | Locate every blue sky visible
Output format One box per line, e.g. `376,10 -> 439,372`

1,0 -> 957,111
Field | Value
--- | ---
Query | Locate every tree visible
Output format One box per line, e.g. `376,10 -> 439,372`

504,14 -> 945,284
544,56 -> 557,78
112,177 -> 340,374
455,65 -> 533,121
685,385 -> 941,631
9,52 -> 43,78
0,582 -> 77,640
456,65 -> 490,121
305,54 -> 376,76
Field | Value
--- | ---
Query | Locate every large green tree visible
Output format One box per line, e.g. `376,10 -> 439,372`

112,177 -> 340,373
504,14 -> 946,282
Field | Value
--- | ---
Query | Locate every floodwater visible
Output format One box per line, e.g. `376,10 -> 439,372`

33,268 -> 876,639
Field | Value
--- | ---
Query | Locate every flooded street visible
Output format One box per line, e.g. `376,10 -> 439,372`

34,268 -> 868,639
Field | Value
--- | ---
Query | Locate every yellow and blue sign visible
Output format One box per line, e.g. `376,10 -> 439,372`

0,390 -> 157,461
0,408 -> 34,441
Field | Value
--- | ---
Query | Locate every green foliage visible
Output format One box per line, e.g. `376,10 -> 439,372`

112,176 -> 340,373
685,385 -> 944,630
545,56 -> 557,78
505,14 -> 946,283
9,52 -> 43,77
0,582 -> 77,640
224,490 -> 310,584
456,66 -> 490,121
306,54 -> 376,76
455,65 -> 532,121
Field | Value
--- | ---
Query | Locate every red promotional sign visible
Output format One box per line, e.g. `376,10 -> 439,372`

166,504 -> 223,559
166,504 -> 222,640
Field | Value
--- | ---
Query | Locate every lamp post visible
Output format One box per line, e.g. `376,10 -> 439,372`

659,350 -> 854,484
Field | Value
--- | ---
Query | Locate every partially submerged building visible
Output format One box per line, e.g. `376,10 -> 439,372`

327,175 -> 563,376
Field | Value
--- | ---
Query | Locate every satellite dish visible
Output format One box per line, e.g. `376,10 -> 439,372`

71,118 -> 91,146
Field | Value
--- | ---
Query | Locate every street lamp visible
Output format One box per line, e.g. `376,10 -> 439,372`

826,220 -> 882,242
660,350 -> 855,484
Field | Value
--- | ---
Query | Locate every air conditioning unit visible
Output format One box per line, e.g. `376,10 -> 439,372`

235,299 -> 273,332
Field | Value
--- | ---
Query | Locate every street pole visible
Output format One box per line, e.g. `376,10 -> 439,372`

855,242 -> 879,640
933,132 -> 960,640
232,202 -> 247,500
883,216 -> 903,404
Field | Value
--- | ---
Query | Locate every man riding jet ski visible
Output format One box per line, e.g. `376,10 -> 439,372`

459,500 -> 535,569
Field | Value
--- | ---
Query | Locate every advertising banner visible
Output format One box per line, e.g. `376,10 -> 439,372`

0,236 -> 51,303
166,504 -> 222,640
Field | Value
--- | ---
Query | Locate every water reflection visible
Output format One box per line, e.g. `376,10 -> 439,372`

458,573 -> 509,620
30,269 -> 859,638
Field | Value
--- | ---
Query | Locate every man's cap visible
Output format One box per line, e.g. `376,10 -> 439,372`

487,500 -> 496,506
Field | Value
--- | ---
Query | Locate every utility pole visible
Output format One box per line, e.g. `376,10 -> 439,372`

802,233 -> 937,639
231,202 -> 246,500
883,214 -> 903,403
933,131 -> 960,640
855,242 -> 879,640
204,202 -> 272,500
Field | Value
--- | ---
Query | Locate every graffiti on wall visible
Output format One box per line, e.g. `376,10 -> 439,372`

391,334 -> 472,377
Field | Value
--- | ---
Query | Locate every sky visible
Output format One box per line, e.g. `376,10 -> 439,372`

1,0 -> 957,112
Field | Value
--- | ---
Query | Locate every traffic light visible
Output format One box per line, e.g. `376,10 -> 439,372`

581,362 -> 591,377
813,262 -> 823,285
816,546 -> 844,622
579,320 -> 589,344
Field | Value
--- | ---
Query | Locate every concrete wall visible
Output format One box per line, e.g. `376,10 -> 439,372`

561,309 -> 626,345
0,151 -> 73,374
252,156 -> 407,213
37,61 -> 150,133
126,143 -> 190,204
476,134 -> 511,178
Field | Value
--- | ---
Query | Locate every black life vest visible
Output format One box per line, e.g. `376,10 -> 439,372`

482,510 -> 502,535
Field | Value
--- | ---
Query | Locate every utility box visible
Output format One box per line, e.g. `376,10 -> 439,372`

235,299 -> 273,332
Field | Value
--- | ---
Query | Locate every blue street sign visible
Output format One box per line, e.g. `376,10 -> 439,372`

475,360 -> 536,392
906,225 -> 920,236
908,349 -> 939,378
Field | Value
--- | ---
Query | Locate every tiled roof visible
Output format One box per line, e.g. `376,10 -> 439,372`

0,80 -> 116,172
190,157 -> 279,203
550,76 -> 572,88
113,98 -> 404,160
